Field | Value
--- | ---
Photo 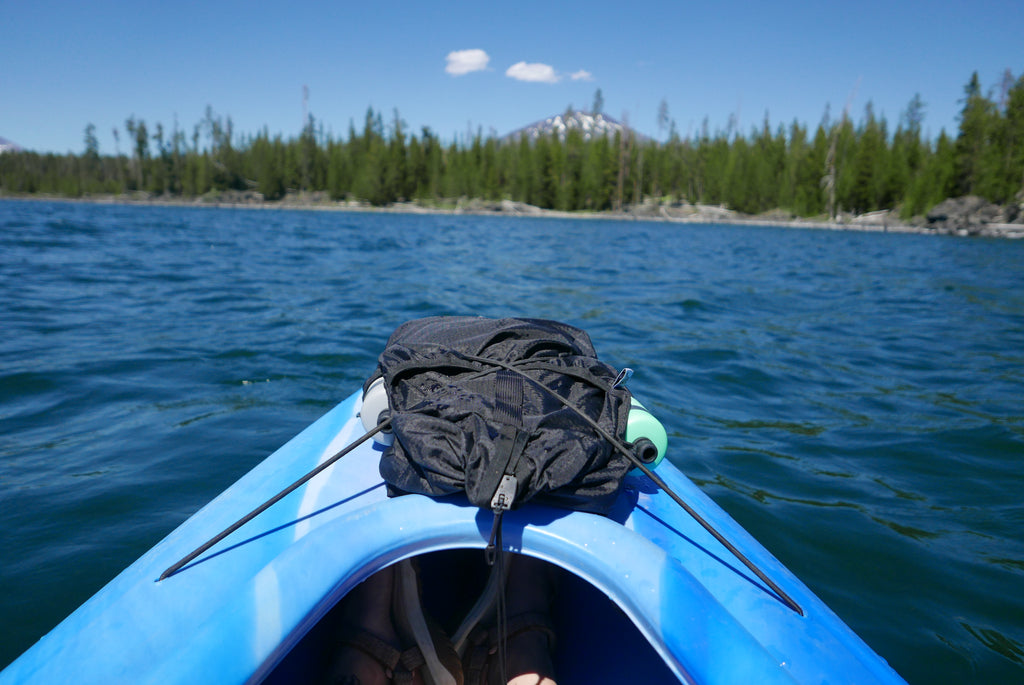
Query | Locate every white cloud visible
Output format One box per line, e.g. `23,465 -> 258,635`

570,70 -> 594,81
446,49 -> 490,76
506,62 -> 560,84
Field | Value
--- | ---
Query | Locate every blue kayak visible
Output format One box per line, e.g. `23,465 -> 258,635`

0,390 -> 906,684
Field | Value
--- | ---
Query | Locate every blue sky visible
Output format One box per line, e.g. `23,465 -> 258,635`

3,0 -> 1022,154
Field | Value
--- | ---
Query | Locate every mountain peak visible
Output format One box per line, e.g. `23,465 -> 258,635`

506,110 -> 637,142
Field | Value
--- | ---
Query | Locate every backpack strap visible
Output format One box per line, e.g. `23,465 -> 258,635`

482,370 -> 529,565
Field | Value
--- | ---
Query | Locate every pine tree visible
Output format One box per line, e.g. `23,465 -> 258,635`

954,72 -> 996,197
534,133 -> 557,209
799,123 -> 829,215
385,110 -> 409,201
255,131 -> 285,201
1004,73 -> 1024,203
849,102 -> 885,214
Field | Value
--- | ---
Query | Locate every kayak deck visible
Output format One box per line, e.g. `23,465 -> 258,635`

0,391 -> 905,684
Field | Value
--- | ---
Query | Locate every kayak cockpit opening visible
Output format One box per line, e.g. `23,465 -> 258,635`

258,549 -> 680,685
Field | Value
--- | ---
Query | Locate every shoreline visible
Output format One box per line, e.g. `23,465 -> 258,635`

4,192 -> 1024,239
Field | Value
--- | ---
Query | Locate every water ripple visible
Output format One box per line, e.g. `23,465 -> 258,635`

2,201 -> 1024,682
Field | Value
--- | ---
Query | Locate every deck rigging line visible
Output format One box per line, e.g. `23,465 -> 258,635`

158,418 -> 391,581
461,354 -> 806,617
159,365 -> 804,616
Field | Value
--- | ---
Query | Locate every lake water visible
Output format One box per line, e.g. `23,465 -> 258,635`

1,199 -> 1022,683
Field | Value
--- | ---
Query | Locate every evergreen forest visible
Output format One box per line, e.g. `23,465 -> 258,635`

2,71 -> 1023,221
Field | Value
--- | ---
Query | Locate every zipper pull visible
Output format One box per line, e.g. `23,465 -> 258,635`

489,474 -> 517,512
486,475 -> 517,566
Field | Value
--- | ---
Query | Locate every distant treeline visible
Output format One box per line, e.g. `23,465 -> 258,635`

2,71 -> 1022,219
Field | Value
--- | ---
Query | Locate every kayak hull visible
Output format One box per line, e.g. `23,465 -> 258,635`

0,391 -> 905,684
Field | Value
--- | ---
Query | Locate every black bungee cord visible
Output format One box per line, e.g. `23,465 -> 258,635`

159,360 -> 804,617
460,353 -> 805,617
158,418 -> 391,581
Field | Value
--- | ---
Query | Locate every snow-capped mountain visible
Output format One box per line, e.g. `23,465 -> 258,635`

0,137 -> 23,154
506,110 -> 638,142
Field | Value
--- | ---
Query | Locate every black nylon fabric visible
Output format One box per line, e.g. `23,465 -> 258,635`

368,317 -> 633,514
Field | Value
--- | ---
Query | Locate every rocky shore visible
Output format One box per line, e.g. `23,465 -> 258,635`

6,190 -> 1024,239
922,195 -> 1024,237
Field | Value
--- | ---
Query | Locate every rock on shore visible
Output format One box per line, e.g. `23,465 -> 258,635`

926,195 -> 1024,235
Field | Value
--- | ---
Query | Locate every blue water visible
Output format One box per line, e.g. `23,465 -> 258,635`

1,199 -> 1023,683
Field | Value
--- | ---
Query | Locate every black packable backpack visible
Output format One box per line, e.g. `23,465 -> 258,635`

365,317 -> 634,519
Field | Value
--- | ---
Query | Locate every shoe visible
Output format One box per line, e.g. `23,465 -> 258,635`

459,555 -> 558,685
331,559 -> 463,685
462,611 -> 556,685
